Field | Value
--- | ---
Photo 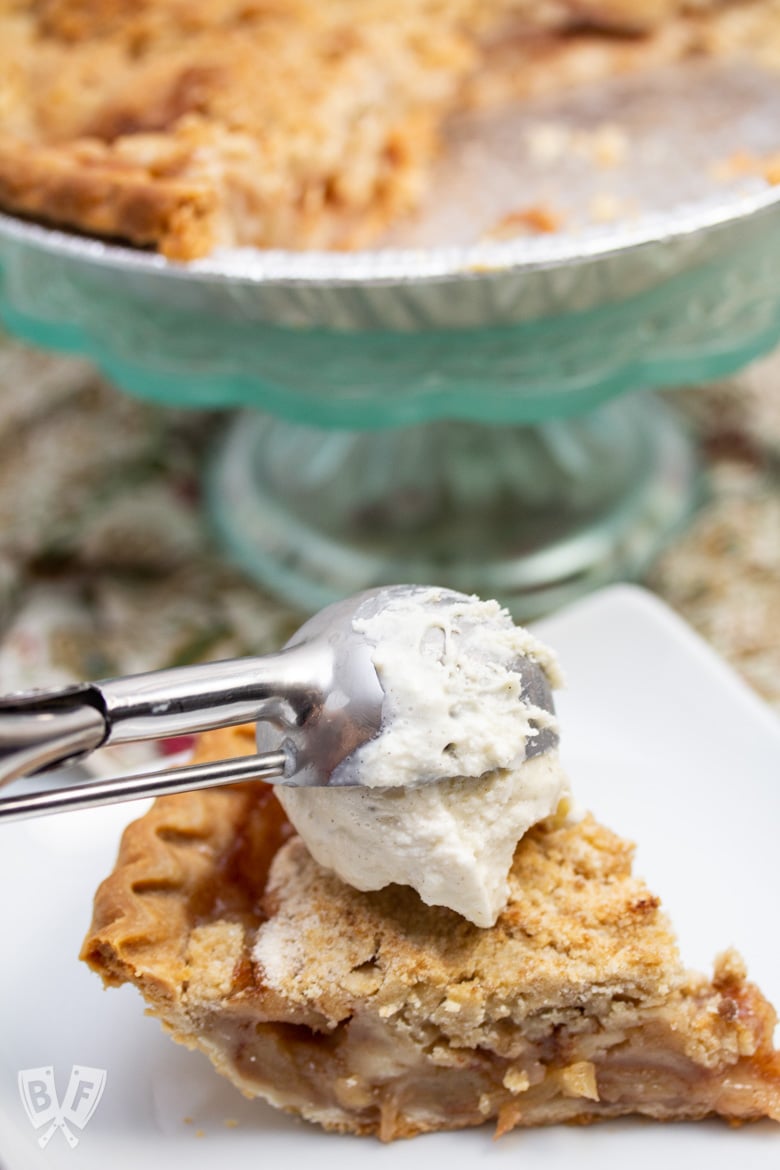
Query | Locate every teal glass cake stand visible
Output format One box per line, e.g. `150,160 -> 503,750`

2,181 -> 780,618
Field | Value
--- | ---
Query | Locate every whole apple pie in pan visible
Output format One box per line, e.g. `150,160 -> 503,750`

82,724 -> 780,1140
1,0 -> 780,259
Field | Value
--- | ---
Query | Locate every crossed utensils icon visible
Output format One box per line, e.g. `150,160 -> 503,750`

18,1065 -> 107,1148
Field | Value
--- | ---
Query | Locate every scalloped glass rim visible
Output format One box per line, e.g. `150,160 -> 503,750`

1,182 -> 779,288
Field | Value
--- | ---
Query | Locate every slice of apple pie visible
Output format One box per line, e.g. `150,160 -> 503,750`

81,724 -> 780,1140
2,1 -> 780,258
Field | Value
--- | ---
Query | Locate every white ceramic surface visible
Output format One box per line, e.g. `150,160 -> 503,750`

0,584 -> 778,1169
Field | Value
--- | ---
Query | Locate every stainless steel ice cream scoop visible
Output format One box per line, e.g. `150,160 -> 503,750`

0,585 -> 557,822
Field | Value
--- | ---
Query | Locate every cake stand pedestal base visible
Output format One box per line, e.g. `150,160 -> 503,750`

208,392 -> 699,618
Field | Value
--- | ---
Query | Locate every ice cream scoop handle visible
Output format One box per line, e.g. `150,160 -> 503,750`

0,689 -> 107,788
0,647 -> 319,789
0,749 -> 288,822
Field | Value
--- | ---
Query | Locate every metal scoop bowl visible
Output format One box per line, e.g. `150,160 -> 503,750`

0,585 -> 557,822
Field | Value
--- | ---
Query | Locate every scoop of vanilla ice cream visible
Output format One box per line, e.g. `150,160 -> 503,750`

334,588 -> 562,788
278,751 -> 569,927
276,587 -> 570,928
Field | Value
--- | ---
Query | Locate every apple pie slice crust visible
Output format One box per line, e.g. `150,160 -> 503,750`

4,1 -> 780,258
81,724 -> 780,1140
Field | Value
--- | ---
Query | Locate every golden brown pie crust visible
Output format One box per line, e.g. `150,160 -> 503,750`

0,138 -> 219,259
3,1 -> 780,258
81,724 -> 780,1140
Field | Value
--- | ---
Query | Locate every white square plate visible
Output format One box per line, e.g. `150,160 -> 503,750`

1,585 -> 778,1169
